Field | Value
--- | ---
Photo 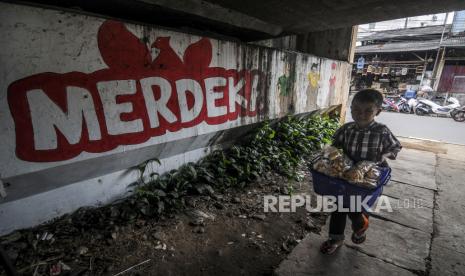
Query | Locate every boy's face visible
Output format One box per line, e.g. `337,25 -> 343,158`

351,100 -> 381,128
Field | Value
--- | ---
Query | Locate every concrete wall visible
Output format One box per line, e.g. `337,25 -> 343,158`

0,2 -> 350,235
252,27 -> 358,63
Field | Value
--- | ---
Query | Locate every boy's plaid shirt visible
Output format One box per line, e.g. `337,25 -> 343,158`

332,121 -> 402,164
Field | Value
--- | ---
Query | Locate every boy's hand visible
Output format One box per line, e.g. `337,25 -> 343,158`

382,152 -> 396,161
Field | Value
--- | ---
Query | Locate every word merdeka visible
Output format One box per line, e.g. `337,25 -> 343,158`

8,70 -> 262,162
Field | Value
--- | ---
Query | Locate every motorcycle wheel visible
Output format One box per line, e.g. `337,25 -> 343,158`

452,111 -> 465,122
400,104 -> 410,113
415,108 -> 426,116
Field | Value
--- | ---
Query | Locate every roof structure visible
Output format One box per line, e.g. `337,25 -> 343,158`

358,25 -> 451,42
15,0 -> 465,41
356,39 -> 441,53
356,19 -> 465,54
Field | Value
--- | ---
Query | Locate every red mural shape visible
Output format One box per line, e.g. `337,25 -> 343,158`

7,20 -> 263,162
151,37 -> 184,70
98,20 -> 152,70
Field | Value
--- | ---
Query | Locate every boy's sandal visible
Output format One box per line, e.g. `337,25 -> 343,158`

351,231 -> 367,244
351,214 -> 369,244
320,239 -> 343,255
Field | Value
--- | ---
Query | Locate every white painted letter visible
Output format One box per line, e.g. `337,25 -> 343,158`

249,74 -> 259,112
228,77 -> 247,113
140,77 -> 177,128
27,87 -> 101,150
204,77 -> 227,117
175,79 -> 204,123
97,80 -> 143,135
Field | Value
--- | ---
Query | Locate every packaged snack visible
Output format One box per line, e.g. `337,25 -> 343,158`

322,146 -> 341,160
355,161 -> 376,175
365,167 -> 381,180
311,146 -> 383,189
331,154 -> 353,173
313,158 -> 330,173
343,161 -> 381,189
343,168 -> 364,183
326,167 -> 341,178
313,146 -> 353,177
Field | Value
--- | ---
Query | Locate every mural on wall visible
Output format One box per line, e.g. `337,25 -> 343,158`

0,2 -> 351,234
277,61 -> 296,116
277,63 -> 294,97
329,62 -> 337,96
7,21 -> 263,162
306,63 -> 320,110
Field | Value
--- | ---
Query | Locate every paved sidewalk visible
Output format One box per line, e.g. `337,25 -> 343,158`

275,138 -> 465,276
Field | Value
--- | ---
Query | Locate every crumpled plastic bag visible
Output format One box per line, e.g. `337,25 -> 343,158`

312,146 -> 353,177
343,161 -> 381,189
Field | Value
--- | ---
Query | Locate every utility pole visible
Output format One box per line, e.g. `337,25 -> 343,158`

404,17 -> 409,28
431,12 -> 451,89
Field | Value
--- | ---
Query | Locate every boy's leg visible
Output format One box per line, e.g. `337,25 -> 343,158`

329,211 -> 347,241
348,212 -> 369,244
320,211 -> 346,254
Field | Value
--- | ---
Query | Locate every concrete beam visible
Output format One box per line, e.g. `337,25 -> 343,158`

137,0 -> 283,36
206,0 -> 465,34
294,27 -> 358,62
18,0 -> 465,41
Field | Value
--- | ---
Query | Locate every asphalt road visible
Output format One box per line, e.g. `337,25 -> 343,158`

345,111 -> 465,145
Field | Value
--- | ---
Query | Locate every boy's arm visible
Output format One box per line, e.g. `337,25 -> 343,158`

382,128 -> 402,160
332,124 -> 346,148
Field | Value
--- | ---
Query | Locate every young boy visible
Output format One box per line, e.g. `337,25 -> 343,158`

320,89 -> 402,254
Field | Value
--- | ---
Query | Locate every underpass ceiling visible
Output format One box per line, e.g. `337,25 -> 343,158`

13,0 -> 465,41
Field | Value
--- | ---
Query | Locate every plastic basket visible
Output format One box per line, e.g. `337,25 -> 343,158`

310,167 -> 391,212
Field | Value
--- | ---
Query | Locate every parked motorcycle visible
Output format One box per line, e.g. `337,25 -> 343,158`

382,98 -> 397,112
451,106 -> 465,122
407,98 -> 418,114
415,97 -> 460,116
398,97 -> 411,113
382,97 -> 409,113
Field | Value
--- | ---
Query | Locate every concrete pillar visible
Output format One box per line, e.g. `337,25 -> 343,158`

295,26 -> 358,63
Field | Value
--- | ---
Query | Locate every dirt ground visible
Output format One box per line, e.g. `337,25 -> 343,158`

0,167 -> 326,276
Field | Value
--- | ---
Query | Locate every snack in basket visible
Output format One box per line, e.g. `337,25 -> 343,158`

326,167 -> 341,178
313,158 -> 330,172
323,146 -> 341,160
343,168 -> 364,183
354,161 -> 376,174
366,167 -> 381,179
331,154 -> 353,173
343,161 -> 381,189
312,146 -> 353,177
328,150 -> 341,161
311,146 -> 384,189
365,167 -> 381,183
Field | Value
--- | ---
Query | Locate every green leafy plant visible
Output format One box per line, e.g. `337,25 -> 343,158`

133,115 -> 339,216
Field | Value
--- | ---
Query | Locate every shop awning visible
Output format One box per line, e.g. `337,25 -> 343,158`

441,36 -> 465,47
356,40 -> 441,53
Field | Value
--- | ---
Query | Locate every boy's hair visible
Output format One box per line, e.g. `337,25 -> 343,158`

353,89 -> 383,108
